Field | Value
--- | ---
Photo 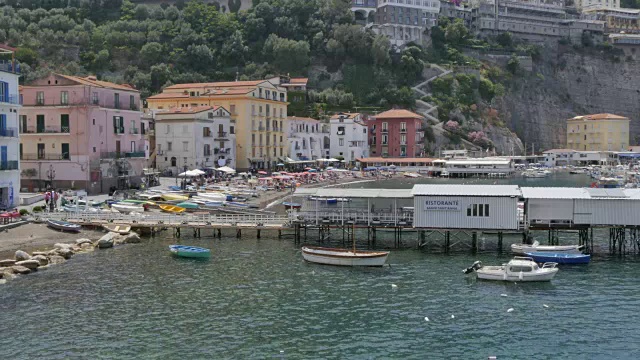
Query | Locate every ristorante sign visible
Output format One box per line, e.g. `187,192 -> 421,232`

424,199 -> 460,211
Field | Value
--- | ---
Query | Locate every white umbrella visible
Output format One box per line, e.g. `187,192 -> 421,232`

178,171 -> 197,177
216,166 -> 236,174
191,169 -> 206,175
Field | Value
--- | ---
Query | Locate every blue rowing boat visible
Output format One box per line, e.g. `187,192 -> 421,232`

525,252 -> 590,264
169,245 -> 211,259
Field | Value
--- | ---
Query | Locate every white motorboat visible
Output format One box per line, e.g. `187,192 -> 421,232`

197,192 -> 229,201
464,257 -> 559,282
403,172 -> 421,178
522,170 -> 547,178
301,246 -> 389,267
511,240 -> 584,255
111,203 -> 144,214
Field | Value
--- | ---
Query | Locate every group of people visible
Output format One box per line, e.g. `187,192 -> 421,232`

44,189 -> 60,212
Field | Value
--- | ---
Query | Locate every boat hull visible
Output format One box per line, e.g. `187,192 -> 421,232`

111,204 -> 144,214
525,252 -> 591,264
301,246 -> 389,267
47,220 -> 81,233
102,224 -> 131,235
476,266 -> 558,282
169,245 -> 210,259
511,244 -> 583,255
161,194 -> 189,201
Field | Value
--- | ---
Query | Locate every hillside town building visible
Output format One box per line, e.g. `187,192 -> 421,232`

567,113 -> 630,152
329,112 -> 369,165
368,109 -> 425,158
286,116 -> 329,161
0,45 -> 20,208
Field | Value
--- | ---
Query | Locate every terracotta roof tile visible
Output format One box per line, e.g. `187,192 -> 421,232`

374,109 -> 424,119
330,112 -> 360,119
158,105 -> 221,115
147,93 -> 190,100
164,80 -> 264,90
287,116 -> 319,122
569,113 -> 629,121
57,74 -> 139,92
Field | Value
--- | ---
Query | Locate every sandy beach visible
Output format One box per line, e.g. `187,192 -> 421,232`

0,223 -> 104,259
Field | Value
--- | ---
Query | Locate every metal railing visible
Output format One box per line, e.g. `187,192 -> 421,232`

0,94 -> 19,105
295,209 -> 413,226
100,151 -> 146,159
129,128 -> 139,134
216,131 -> 227,138
40,212 -> 289,226
0,160 -> 19,170
22,126 -> 70,134
21,154 -> 70,161
0,62 -> 20,74
0,127 -> 18,137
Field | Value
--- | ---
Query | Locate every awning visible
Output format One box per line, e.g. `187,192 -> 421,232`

216,166 -> 236,173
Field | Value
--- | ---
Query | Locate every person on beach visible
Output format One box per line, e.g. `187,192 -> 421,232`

44,191 -> 51,211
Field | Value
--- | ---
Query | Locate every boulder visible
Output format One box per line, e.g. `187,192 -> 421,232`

15,260 -> 40,270
54,243 -> 73,251
32,251 -> 49,256
79,243 -> 94,252
11,265 -> 31,275
15,250 -> 31,261
97,232 -> 117,249
2,269 -> 16,281
0,259 -> 16,267
31,255 -> 49,266
48,255 -> 66,265
124,233 -> 142,244
75,238 -> 93,245
57,248 -> 74,259
0,267 -> 5,277
0,279 -> 6,285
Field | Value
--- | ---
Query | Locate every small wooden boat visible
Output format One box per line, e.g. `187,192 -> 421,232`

169,245 -> 210,259
301,246 -> 390,267
159,204 -> 186,213
102,224 -> 131,235
525,252 -> 591,264
176,202 -> 200,210
111,203 -> 145,214
511,241 -> 584,255
121,199 -> 156,206
282,201 -> 301,209
197,192 -> 229,201
47,219 -> 81,233
161,193 -> 189,201
464,257 -> 559,282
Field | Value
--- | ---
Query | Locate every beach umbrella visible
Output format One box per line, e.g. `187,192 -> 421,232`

216,166 -> 236,174
258,171 -> 268,175
191,169 -> 206,175
276,163 -> 285,166
307,169 -> 317,173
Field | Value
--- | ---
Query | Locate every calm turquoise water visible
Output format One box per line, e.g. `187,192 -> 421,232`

2,172 -> 639,359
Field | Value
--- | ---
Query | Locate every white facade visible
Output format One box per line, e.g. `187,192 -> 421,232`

575,0 -> 620,12
155,106 -> 236,174
287,117 -> 330,161
543,149 -> 613,167
444,158 -> 515,176
329,113 -> 369,165
0,62 -> 20,208
411,185 -> 520,229
375,0 -> 441,46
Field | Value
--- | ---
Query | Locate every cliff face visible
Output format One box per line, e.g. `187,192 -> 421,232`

498,49 -> 640,150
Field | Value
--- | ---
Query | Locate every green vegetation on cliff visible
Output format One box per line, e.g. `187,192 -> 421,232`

0,0 -> 427,111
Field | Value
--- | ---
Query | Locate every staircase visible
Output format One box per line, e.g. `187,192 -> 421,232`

412,64 -> 452,125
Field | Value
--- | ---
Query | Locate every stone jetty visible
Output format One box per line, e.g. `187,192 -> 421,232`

0,230 -> 141,284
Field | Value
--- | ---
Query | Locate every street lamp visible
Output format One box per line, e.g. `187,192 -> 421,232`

46,164 -> 56,190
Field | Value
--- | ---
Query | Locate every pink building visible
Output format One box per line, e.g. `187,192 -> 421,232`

368,109 -> 425,158
19,74 -> 148,194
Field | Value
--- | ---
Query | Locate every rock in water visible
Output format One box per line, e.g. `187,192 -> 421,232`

48,255 -> 66,265
97,233 -> 116,249
124,233 -> 141,244
75,238 -> 93,245
0,259 -> 16,267
15,260 -> 40,270
54,243 -> 73,251
0,279 -> 6,285
57,248 -> 74,259
31,255 -> 49,266
2,269 -> 16,281
11,265 -> 31,275
15,250 -> 31,261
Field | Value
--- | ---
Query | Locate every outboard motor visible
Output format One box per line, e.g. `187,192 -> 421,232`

463,261 -> 483,274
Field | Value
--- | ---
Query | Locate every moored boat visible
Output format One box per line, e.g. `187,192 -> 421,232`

159,204 -> 186,213
169,245 -> 211,259
403,172 -> 420,178
301,246 -> 390,267
525,252 -> 591,264
161,193 -> 189,201
464,257 -> 558,282
111,203 -> 145,214
511,241 -> 583,255
121,199 -> 156,206
282,201 -> 301,209
176,202 -> 200,210
47,219 -> 82,232
102,224 -> 132,235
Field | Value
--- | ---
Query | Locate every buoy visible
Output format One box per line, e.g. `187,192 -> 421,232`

543,304 -> 549,308
507,308 -> 514,313
424,316 -> 429,322
391,284 -> 398,289
500,294 -> 508,297
451,314 -> 455,319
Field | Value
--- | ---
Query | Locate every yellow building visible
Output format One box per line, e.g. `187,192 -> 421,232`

567,113 -> 630,151
146,80 -> 288,171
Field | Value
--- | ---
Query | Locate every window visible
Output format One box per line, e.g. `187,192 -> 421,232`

252,105 -> 256,115
400,122 -> 406,131
167,142 -> 172,151
165,124 -> 170,134
60,114 -> 70,133
382,134 -> 388,145
382,122 -> 388,131
19,115 -> 26,133
36,91 -> 44,105
183,141 -> 189,151
339,138 -> 344,146
130,95 -> 136,110
337,126 -> 345,135
204,144 -> 211,156
230,126 -> 235,134
61,143 -> 69,160
37,143 -> 45,159
467,204 -> 489,217
60,91 -> 68,105
252,134 -> 255,145
93,147 -> 96,153
114,93 -> 120,109
113,116 -> 124,134
401,134 -> 406,144
92,92 -> 98,105
230,104 -> 236,115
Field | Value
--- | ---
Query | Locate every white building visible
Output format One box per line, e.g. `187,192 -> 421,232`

155,106 -> 236,174
575,0 -> 620,12
0,46 -> 20,208
412,184 -> 521,230
329,112 -> 369,165
375,0 -> 441,46
444,158 -> 515,177
286,116 -> 330,161
543,149 -> 613,167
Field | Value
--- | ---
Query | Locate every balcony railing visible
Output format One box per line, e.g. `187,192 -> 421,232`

0,61 -> 20,74
216,131 -> 227,138
0,127 -> 18,137
0,94 -> 19,105
0,160 -> 18,170
203,132 -> 212,137
204,151 -> 212,157
215,148 -> 231,154
400,128 -> 407,133
101,151 -> 145,159
258,126 -> 265,131
381,128 -> 388,133
22,126 -> 70,134
114,127 -> 125,134
129,128 -> 139,134
21,154 -> 70,161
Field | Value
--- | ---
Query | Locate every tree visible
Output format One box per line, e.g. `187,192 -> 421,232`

263,34 -> 310,74
140,42 -> 163,68
16,47 -> 38,67
496,32 -> 513,48
478,77 -> 496,102
371,34 -> 390,67
398,46 -> 425,84
445,19 -> 468,46
506,54 -> 520,75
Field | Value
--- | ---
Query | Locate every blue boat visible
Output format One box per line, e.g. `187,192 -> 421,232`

282,201 -> 301,209
326,198 -> 338,205
169,245 -> 211,259
525,252 -> 591,264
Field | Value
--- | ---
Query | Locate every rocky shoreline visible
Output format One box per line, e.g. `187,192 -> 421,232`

0,231 -> 142,285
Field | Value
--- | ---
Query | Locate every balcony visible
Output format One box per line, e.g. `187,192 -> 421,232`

204,151 -> 212,157
381,128 -> 388,133
21,126 -> 70,134
216,131 -> 227,139
215,148 -> 231,154
21,154 -> 70,161
0,61 -> 20,74
0,160 -> 18,170
0,94 -> 19,105
400,128 -> 407,133
114,127 -> 125,135
258,126 -> 265,131
0,127 -> 18,138
100,151 -> 145,159
129,128 -> 139,134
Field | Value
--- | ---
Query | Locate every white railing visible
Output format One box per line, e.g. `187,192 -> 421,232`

41,212 -> 289,226
295,210 -> 413,226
